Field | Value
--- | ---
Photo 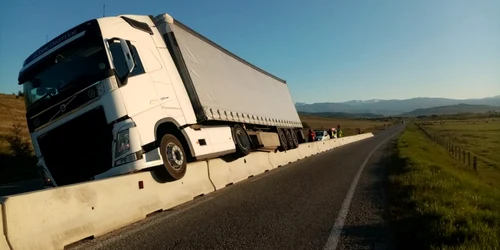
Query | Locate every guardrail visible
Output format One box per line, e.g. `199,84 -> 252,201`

0,133 -> 374,250
415,123 -> 479,172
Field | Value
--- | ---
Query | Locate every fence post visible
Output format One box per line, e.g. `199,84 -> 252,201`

462,150 -> 465,164
473,156 -> 477,172
468,152 -> 471,166
458,147 -> 461,161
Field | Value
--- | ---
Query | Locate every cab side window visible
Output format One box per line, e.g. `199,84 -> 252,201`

108,41 -> 146,79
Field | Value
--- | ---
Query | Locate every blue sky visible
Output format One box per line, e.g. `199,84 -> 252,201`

1,0 -> 499,103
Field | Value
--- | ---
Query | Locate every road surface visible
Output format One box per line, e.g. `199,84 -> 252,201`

67,125 -> 404,250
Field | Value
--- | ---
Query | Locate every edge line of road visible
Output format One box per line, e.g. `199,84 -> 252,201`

323,126 -> 404,250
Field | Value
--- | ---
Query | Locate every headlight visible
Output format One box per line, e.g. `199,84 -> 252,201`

115,129 -> 131,157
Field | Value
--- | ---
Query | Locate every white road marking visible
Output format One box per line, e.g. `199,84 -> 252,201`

323,128 -> 403,250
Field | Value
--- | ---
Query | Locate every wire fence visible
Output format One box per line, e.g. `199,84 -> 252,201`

414,122 -> 478,173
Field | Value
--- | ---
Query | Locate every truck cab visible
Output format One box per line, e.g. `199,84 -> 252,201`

19,15 -> 235,187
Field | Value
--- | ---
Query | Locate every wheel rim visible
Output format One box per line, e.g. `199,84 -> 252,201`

292,131 -> 298,146
236,129 -> 250,149
165,142 -> 184,170
286,130 -> 293,146
278,129 -> 287,146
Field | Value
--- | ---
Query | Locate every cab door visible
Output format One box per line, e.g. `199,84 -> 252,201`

108,39 -> 159,117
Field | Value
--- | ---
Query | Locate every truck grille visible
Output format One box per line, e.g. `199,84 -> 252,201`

37,106 -> 112,186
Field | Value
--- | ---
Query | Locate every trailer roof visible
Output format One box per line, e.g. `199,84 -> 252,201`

159,15 -> 287,84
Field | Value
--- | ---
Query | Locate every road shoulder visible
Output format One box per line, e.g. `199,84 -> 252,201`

336,137 -> 398,250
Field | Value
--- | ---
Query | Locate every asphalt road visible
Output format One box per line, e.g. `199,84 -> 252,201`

66,125 -> 405,250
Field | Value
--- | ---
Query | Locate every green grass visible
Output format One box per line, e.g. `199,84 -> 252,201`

420,119 -> 500,189
388,124 -> 500,250
421,119 -> 500,170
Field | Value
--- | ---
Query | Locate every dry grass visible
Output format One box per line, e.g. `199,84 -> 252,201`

0,93 -> 32,155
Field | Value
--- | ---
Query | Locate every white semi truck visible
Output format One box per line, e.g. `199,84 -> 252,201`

18,13 -> 304,187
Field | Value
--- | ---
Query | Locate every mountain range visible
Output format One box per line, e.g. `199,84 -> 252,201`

400,104 -> 500,117
295,95 -> 500,116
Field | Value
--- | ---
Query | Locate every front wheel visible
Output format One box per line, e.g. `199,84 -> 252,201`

159,134 -> 187,180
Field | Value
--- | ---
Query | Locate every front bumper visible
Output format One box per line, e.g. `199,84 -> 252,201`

37,118 -> 149,187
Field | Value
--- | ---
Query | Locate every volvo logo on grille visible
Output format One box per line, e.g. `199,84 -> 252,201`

60,104 -> 67,112
88,88 -> 96,99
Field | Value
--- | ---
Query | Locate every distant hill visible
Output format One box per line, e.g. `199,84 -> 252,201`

400,104 -> 500,117
298,112 -> 383,119
296,95 -> 500,116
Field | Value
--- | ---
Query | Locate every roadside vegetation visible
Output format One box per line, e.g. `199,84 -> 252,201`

387,122 -> 500,249
0,93 -> 38,184
420,118 -> 500,187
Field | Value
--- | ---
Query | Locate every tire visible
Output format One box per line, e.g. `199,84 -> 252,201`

232,125 -> 252,157
159,134 -> 187,180
277,128 -> 288,151
290,129 -> 299,148
285,129 -> 295,149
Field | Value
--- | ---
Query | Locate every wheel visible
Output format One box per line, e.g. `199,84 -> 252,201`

277,128 -> 288,151
290,129 -> 299,148
285,129 -> 295,149
232,125 -> 252,157
159,134 -> 187,180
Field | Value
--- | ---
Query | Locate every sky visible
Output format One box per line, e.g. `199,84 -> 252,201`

1,0 -> 499,103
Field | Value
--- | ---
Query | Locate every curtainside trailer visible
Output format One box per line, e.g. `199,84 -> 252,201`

17,13 -> 304,187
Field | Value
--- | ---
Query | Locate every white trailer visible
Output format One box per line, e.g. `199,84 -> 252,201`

17,13 -> 304,187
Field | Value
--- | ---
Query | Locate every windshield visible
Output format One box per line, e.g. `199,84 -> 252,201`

21,39 -> 110,110
315,131 -> 323,137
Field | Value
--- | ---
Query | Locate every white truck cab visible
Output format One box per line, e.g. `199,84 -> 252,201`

18,14 -> 304,187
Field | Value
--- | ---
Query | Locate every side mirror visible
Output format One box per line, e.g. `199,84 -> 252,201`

119,38 -> 135,74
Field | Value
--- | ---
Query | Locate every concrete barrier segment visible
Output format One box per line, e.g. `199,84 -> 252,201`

2,161 -> 213,250
268,148 -> 301,168
316,140 -> 331,152
297,143 -> 318,158
0,204 -> 10,250
207,151 -> 273,190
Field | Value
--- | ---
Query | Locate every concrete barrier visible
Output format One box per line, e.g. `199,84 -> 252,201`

316,140 -> 332,152
2,161 -> 213,250
297,143 -> 318,158
207,152 -> 272,189
0,132 -> 377,250
1,204 -> 10,250
268,148 -> 302,168
329,138 -> 341,148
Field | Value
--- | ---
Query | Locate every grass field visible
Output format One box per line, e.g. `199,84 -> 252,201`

420,119 -> 500,169
388,123 -> 500,249
419,118 -> 500,189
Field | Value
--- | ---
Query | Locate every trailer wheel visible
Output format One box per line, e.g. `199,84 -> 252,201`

290,129 -> 299,148
277,128 -> 288,151
159,134 -> 187,180
232,125 -> 251,157
285,129 -> 295,149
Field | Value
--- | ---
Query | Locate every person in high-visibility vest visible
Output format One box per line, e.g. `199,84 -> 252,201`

338,129 -> 343,138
